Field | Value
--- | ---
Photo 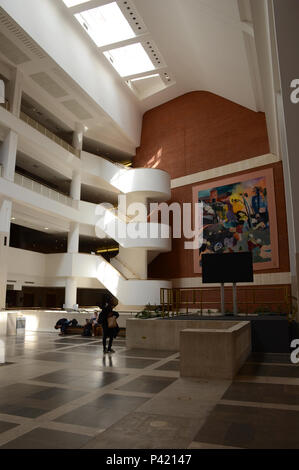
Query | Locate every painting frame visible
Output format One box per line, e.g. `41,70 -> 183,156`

192,168 -> 279,274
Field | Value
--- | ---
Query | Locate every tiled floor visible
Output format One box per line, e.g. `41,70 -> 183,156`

0,333 -> 298,448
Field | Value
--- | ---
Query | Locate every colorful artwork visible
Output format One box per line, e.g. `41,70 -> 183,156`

193,169 -> 279,273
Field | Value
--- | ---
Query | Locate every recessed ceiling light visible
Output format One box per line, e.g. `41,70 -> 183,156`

11,217 -> 16,221
75,2 -> 136,47
104,43 -> 155,77
44,227 -> 49,230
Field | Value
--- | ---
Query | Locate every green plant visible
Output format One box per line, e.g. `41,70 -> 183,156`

135,303 -> 163,319
288,296 -> 298,322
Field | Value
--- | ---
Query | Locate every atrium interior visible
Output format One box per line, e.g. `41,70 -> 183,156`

0,0 -> 298,451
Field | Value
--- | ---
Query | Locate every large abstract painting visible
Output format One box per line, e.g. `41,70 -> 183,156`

193,168 -> 279,274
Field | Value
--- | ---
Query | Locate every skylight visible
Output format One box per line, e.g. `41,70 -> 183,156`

104,43 -> 155,77
75,2 -> 136,47
62,0 -> 90,7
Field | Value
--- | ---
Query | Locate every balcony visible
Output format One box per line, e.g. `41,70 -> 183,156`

14,172 -> 74,208
19,111 -> 80,158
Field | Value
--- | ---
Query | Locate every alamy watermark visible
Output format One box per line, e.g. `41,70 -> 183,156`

95,195 -> 203,250
291,339 -> 299,364
290,79 -> 299,104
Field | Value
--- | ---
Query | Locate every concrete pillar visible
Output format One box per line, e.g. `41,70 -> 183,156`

67,222 -> 80,254
9,68 -> 23,117
70,170 -> 81,201
64,278 -> 77,309
72,123 -> 84,152
272,0 -> 299,320
0,199 -> 12,310
0,130 -> 18,181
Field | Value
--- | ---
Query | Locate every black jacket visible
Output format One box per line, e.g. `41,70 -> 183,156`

98,308 -> 120,338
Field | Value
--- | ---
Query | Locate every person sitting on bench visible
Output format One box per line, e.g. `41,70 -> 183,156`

55,318 -> 78,335
82,319 -> 93,337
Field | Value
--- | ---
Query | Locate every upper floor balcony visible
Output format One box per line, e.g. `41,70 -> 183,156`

20,111 -> 80,158
0,98 -> 80,158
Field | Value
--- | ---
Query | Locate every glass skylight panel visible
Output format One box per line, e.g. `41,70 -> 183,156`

62,0 -> 90,7
104,43 -> 155,77
75,2 -> 136,47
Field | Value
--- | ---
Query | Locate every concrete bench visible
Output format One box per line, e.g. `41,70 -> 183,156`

180,321 -> 251,380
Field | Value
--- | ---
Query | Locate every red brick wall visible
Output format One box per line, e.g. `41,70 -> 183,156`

133,91 -> 289,280
134,91 -> 270,179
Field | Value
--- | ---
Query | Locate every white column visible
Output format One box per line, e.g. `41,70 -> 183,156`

70,170 -> 81,201
0,130 -> 18,181
9,68 -> 23,117
72,123 -> 84,152
64,278 -> 77,309
67,222 -> 79,254
0,199 -> 12,310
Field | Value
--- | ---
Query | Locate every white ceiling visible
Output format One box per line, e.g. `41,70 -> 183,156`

0,0 -> 265,158
133,0 -> 263,112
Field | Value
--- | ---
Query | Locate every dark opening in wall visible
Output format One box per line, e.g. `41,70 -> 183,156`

10,224 -> 68,254
5,286 -> 108,309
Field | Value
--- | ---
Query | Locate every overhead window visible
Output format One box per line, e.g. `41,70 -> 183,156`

104,43 -> 155,77
62,0 -> 90,7
75,2 -> 136,47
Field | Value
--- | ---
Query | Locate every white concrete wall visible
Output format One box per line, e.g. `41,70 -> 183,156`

81,152 -> 171,200
0,0 -> 142,147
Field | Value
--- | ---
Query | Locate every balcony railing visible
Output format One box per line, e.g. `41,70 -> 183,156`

19,111 -> 80,158
14,172 -> 74,208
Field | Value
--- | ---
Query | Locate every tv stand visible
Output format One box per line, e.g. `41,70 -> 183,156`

220,282 -> 238,315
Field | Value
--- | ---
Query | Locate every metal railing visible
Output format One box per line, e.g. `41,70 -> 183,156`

20,111 -> 80,158
14,172 -> 74,208
160,286 -> 292,317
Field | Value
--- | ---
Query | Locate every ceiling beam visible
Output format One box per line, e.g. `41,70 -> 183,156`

98,33 -> 151,52
69,0 -> 115,14
122,66 -> 168,82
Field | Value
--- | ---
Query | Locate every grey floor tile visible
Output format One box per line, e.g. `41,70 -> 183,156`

194,404 -> 299,449
0,427 -> 92,449
55,393 -> 149,429
31,369 -> 88,384
83,412 -> 202,449
116,376 -> 176,394
55,405 -> 129,429
0,404 -> 46,418
238,363 -> 299,378
156,361 -> 180,372
222,381 -> 299,406
100,356 -> 158,369
0,421 -> 19,434
28,386 -> 86,403
88,393 -> 150,411
117,349 -> 173,359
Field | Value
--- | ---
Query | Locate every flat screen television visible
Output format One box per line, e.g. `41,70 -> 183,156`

202,252 -> 253,284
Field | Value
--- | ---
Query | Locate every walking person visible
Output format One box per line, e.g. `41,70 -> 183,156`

98,297 -> 120,354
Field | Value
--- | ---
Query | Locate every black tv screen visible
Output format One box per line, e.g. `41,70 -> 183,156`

202,252 -> 253,284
